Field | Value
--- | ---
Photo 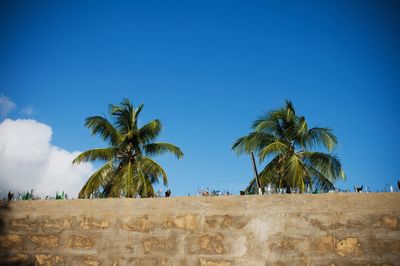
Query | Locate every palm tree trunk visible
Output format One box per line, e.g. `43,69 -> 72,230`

251,152 -> 262,194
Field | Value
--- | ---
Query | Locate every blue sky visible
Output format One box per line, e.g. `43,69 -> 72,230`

1,0 -> 399,196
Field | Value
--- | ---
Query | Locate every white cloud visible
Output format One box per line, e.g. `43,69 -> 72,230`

0,119 -> 95,199
0,94 -> 16,118
20,105 -> 34,116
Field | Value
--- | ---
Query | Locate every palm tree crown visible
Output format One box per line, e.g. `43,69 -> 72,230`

73,99 -> 183,198
232,100 -> 345,193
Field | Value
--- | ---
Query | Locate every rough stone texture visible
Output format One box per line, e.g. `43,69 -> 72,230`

68,234 -> 95,249
188,233 -> 226,255
0,193 -> 399,265
334,237 -> 361,257
30,235 -> 59,248
199,259 -> 232,266
142,236 -> 178,254
80,216 -> 110,230
0,234 -> 23,248
162,214 -> 198,231
119,215 -> 155,232
35,254 -> 65,266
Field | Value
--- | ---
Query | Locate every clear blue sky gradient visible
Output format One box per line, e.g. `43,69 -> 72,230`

1,1 -> 399,195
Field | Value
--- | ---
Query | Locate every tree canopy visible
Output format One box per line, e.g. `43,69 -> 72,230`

73,99 -> 183,198
232,100 -> 345,193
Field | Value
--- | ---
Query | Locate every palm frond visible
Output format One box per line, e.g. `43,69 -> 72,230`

84,116 -> 121,145
252,101 -> 297,139
244,178 -> 257,194
72,148 -> 118,164
245,156 -> 280,193
259,141 -> 288,161
137,173 -> 155,198
126,162 -> 137,197
139,119 -> 162,144
144,178 -> 155,197
109,99 -> 134,133
78,161 -> 114,199
232,136 -> 248,155
304,164 -> 335,191
232,131 -> 275,155
295,116 -> 308,147
303,127 -> 337,152
284,154 -> 306,191
258,160 -> 280,186
252,110 -> 285,138
300,151 -> 345,180
284,100 -> 296,122
140,156 -> 168,186
143,143 -> 184,159
134,103 -> 144,127
108,164 -> 132,197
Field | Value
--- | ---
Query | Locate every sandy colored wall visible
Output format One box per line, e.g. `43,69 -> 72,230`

0,193 -> 399,266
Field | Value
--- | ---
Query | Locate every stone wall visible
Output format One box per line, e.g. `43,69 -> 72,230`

0,193 -> 399,265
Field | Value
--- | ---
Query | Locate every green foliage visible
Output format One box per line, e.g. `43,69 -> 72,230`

21,191 -> 33,200
73,99 -> 184,199
56,191 -> 64,200
232,100 -> 345,193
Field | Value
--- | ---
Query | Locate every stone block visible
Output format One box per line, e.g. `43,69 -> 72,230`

268,257 -> 310,266
9,217 -> 31,230
283,211 -> 316,236
311,258 -> 383,266
68,235 -> 95,249
266,234 -> 310,257
199,259 -> 232,266
162,214 -> 198,231
389,240 -> 400,255
370,238 -> 400,256
0,234 -> 23,248
204,215 -> 248,230
268,235 -> 299,251
313,236 -> 334,255
35,254 -> 65,265
127,257 -> 178,266
142,236 -> 178,255
41,216 -> 76,230
334,237 -> 362,257
100,234 -> 135,254
10,216 -> 76,232
80,216 -> 110,230
304,211 -> 345,232
30,235 -> 59,248
381,215 -> 398,229
119,215 -> 154,232
73,256 -> 101,266
188,233 -> 226,255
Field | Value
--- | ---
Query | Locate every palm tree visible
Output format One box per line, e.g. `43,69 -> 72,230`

73,99 -> 183,198
232,100 -> 345,193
